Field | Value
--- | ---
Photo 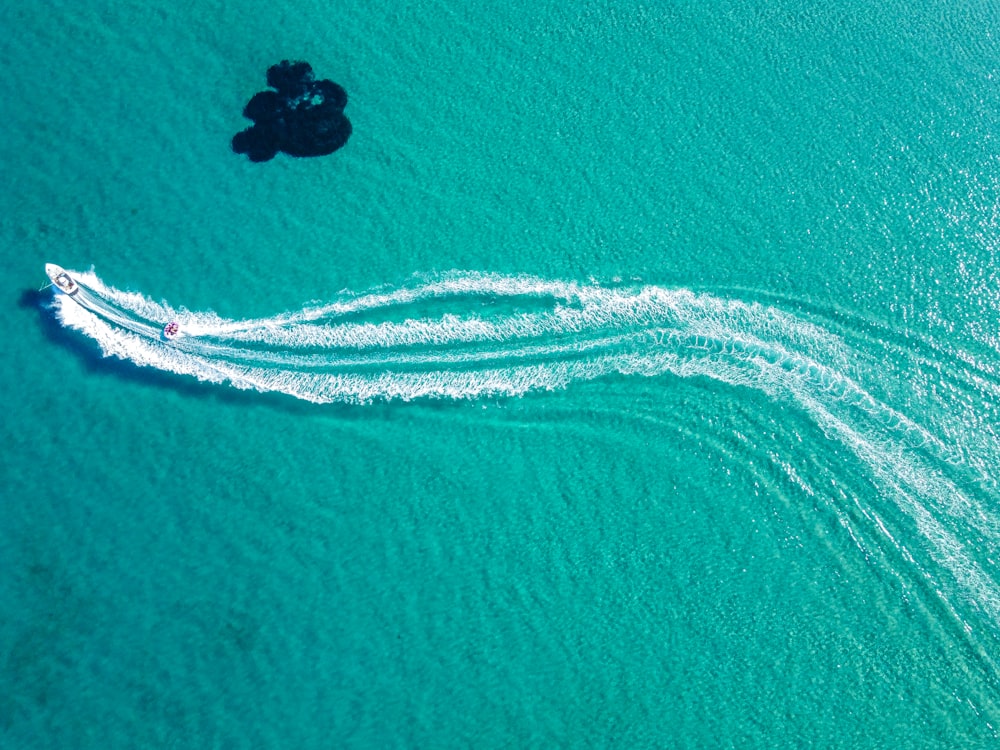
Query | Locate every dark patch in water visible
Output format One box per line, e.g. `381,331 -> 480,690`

232,60 -> 352,162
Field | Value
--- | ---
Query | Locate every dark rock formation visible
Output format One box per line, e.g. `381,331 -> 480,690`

233,61 -> 351,162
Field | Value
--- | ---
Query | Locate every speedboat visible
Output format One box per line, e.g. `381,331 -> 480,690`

163,321 -> 181,340
45,263 -> 80,296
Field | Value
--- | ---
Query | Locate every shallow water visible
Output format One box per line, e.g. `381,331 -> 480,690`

3,0 -> 1000,746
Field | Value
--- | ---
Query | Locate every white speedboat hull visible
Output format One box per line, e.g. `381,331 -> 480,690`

45,263 -> 80,296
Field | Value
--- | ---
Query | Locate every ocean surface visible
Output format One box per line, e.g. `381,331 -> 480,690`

3,0 -> 1000,746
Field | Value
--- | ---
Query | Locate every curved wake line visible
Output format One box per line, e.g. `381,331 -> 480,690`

49,268 -> 1000,639
48,270 -> 953,458
49,271 -> 942,450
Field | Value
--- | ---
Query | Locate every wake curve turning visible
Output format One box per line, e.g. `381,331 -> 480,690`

48,268 -> 1000,648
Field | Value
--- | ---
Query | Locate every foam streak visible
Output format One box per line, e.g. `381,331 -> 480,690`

48,268 -> 1000,638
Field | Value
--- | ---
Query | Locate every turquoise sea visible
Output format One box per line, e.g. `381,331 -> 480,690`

4,0 -> 1000,746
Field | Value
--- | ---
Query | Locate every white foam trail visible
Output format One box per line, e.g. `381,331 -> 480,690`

48,268 -> 1000,635
52,270 -> 870,406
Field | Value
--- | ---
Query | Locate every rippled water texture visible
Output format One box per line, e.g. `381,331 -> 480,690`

5,0 -> 1000,746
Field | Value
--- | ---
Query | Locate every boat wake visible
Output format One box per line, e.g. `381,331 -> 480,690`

47,269 -> 921,409
49,267 -> 1000,648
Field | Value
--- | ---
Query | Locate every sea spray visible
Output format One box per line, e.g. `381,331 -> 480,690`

49,268 -> 1000,646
